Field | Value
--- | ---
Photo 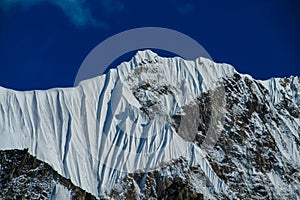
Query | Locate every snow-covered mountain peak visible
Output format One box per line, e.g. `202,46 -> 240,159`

0,50 -> 234,198
1,51 -> 299,199
110,50 -> 235,93
131,49 -> 160,64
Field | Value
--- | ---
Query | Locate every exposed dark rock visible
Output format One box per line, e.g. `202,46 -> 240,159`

116,73 -> 300,199
109,158 -> 209,200
0,149 -> 97,200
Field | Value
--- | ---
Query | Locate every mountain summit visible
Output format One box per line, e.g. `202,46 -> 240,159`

0,50 -> 299,199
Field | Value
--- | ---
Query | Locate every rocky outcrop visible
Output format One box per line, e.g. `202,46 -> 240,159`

108,74 -> 300,199
0,149 -> 97,200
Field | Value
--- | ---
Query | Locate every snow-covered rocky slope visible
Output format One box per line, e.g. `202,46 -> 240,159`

0,50 -> 299,199
0,149 -> 97,199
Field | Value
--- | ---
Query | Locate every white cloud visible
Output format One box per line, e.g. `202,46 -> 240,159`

52,0 -> 101,27
0,0 -> 107,27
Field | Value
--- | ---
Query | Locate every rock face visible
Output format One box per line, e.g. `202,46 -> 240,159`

208,74 -> 300,199
0,149 -> 96,200
109,158 -> 205,200
0,50 -> 299,199
107,73 -> 300,199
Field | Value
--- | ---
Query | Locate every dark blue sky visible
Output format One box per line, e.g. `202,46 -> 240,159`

0,0 -> 299,90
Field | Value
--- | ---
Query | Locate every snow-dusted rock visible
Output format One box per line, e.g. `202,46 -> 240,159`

0,50 -> 299,199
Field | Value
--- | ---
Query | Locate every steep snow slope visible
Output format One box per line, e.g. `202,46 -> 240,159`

108,71 -> 300,199
0,50 -> 299,199
0,50 -> 235,198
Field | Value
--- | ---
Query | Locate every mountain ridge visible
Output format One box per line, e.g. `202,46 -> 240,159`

0,50 -> 299,199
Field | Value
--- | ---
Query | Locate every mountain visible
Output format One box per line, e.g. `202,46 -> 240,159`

0,50 -> 299,199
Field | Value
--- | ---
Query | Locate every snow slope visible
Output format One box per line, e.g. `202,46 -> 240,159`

0,50 -> 235,198
1,50 -> 299,199
50,184 -> 71,200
